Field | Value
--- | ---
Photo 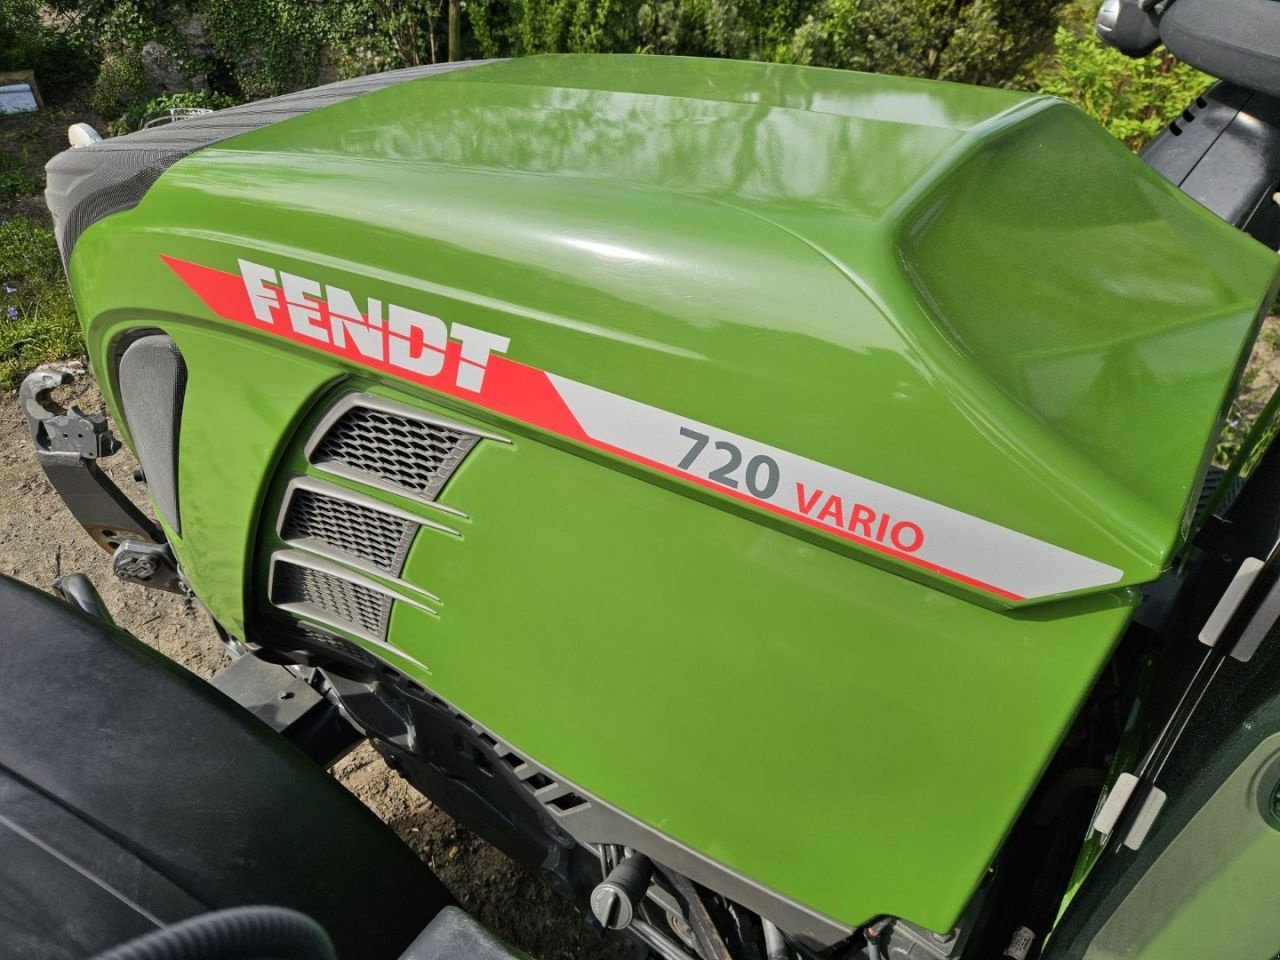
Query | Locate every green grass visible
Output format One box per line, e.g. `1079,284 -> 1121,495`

0,164 -> 40,202
0,216 -> 83,390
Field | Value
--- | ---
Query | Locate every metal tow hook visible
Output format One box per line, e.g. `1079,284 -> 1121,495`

21,369 -> 121,459
19,369 -> 183,594
590,853 -> 653,931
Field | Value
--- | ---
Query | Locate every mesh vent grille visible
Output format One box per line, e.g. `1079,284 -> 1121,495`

312,406 -> 478,500
282,487 -> 415,575
273,561 -> 392,638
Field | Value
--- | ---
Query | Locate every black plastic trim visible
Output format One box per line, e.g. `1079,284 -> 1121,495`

117,333 -> 186,534
1143,81 -> 1280,248
45,61 -> 495,270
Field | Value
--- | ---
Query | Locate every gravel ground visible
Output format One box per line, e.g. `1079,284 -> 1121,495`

1,373 -> 625,960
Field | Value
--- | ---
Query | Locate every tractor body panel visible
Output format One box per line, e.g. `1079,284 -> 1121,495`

57,55 -> 1279,934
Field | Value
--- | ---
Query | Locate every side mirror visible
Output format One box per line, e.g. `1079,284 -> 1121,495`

1096,0 -> 1163,57
68,122 -> 103,148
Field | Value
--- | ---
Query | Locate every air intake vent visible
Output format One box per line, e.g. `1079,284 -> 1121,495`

382,669 -> 596,822
281,484 -> 416,577
308,396 -> 480,502
272,558 -> 393,639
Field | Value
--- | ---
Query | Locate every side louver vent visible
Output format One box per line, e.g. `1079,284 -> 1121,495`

272,558 -> 393,639
382,667 -> 595,820
281,484 -> 417,577
261,604 -> 593,824
309,397 -> 479,502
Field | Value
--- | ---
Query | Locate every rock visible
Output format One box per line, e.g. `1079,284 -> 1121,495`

140,39 -> 207,94
175,12 -> 211,52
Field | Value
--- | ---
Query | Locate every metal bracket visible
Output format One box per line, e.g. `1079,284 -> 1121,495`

22,368 -> 119,458
113,540 -> 185,595
19,368 -> 163,554
211,655 -> 364,768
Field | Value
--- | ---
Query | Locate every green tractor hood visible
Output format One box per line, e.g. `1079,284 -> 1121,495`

65,54 -> 1277,607
48,54 -> 1280,936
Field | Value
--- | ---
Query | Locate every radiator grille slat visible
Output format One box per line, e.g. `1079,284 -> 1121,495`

312,406 -> 477,500
281,487 -> 414,576
273,561 -> 393,638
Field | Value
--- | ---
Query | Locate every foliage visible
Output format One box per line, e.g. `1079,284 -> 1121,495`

0,0 -> 97,101
469,0 -> 646,56
0,153 -> 40,203
327,0 -> 451,78
467,0 -> 1066,83
0,217 -> 83,390
89,50 -> 149,117
67,0 -> 171,51
0,0 -> 41,67
104,90 -> 237,136
199,0 -> 338,99
1027,1 -> 1210,150
1215,318 -> 1280,469
67,0 -> 356,108
787,0 -> 1067,84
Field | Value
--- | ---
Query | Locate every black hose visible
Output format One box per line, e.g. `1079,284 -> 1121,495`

85,906 -> 336,960
781,930 -> 827,960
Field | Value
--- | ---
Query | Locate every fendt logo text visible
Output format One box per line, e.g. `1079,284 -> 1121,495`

238,259 -> 510,392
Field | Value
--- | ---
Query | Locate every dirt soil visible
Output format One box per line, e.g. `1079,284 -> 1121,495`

0,374 -> 624,960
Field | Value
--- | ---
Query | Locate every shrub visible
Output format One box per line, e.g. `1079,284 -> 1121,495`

468,0 -> 642,57
67,0 -> 356,108
1027,2 -> 1211,150
469,0 -> 1066,83
0,0 -> 41,68
787,0 -> 1068,84
0,0 -> 97,101
105,89 -> 237,136
89,50 -> 150,117
199,0 -> 340,99
327,0 -> 453,78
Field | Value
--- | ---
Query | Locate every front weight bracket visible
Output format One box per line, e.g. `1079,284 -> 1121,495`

19,370 -> 183,593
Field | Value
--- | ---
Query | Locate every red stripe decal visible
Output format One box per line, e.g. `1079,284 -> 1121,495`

161,256 -> 588,443
162,254 -> 1122,603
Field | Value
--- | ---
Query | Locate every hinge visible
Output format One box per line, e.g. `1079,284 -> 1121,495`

1199,556 -> 1265,648
1091,772 -> 1168,851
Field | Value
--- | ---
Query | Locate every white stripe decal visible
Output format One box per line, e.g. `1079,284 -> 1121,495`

549,375 -> 1123,601
160,256 -> 1124,603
